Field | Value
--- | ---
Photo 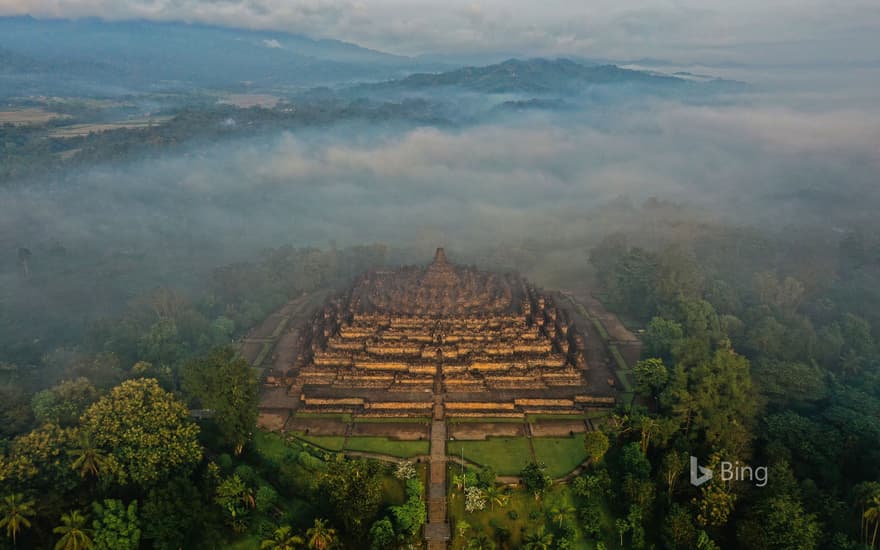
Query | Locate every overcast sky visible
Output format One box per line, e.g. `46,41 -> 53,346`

1,0 -> 879,64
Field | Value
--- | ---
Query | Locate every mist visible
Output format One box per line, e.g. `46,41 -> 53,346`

2,59 -> 879,358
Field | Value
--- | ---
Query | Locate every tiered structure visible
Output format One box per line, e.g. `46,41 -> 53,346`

287,248 -> 603,419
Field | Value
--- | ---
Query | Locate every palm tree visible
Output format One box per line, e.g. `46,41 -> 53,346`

260,526 -> 304,550
865,494 -> 880,549
523,526 -> 553,550
53,510 -> 93,550
466,532 -> 496,550
68,434 -> 109,479
549,504 -> 576,528
856,483 -> 880,548
0,493 -> 36,545
306,518 -> 336,550
484,485 -> 508,511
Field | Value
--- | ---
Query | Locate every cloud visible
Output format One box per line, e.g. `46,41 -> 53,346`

1,0 -> 878,64
262,38 -> 283,48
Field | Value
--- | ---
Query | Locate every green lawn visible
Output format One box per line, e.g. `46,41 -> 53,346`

292,433 -> 345,451
450,437 -> 533,476
344,437 -> 429,458
532,437 -> 588,478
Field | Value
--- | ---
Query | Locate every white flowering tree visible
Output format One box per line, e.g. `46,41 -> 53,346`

464,486 -> 486,513
394,460 -> 416,480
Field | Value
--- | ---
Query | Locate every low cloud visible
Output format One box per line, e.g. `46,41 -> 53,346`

1,0 -> 878,64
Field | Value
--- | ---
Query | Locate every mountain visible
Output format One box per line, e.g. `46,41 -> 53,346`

354,58 -> 688,94
0,16 -> 425,94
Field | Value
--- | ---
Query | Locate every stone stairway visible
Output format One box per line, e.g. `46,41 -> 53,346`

425,419 -> 450,549
425,369 -> 450,549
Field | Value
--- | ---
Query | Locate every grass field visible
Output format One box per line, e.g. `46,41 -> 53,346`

450,437 -> 533,475
533,437 -> 588,478
344,437 -> 429,458
293,433 -> 345,451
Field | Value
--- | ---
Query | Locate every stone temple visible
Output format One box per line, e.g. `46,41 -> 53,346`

283,248 -> 613,420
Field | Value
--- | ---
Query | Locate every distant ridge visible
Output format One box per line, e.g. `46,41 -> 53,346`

355,58 -> 687,94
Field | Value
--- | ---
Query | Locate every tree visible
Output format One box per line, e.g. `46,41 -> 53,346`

615,518 -> 630,548
865,494 -> 880,549
182,347 -> 259,454
0,493 -> 35,545
737,496 -> 821,550
306,518 -> 336,550
855,482 -> 880,548
261,526 -> 304,550
520,463 -> 552,500
368,518 -> 395,550
141,477 -> 202,550
583,431 -> 610,467
464,486 -> 486,513
53,510 -> 93,550
633,358 -> 669,396
659,451 -> 687,502
391,479 -> 426,536
466,532 -> 496,550
92,499 -> 140,550
484,484 -> 508,511
68,432 -> 110,480
320,458 -> 382,535
523,525 -> 553,550
80,378 -> 202,486
32,378 -> 100,427
549,504 -> 575,528
394,461 -> 416,481
215,474 -> 255,532
6,423 -> 77,494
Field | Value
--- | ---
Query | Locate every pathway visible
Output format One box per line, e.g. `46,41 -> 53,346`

425,363 -> 450,549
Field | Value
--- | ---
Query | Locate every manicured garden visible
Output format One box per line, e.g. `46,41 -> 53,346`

449,437 -> 533,476
533,436 -> 589,478
344,436 -> 429,458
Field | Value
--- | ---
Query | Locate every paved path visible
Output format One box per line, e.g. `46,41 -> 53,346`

425,364 -> 450,549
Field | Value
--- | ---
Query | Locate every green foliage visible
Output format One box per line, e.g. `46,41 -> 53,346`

260,525 -> 304,550
92,499 -> 140,550
141,478 -> 202,550
214,474 -> 255,530
519,463 -> 552,498
80,378 -> 202,487
582,431 -> 610,466
182,347 -> 259,455
368,517 -> 395,550
737,496 -> 821,550
53,510 -> 93,550
305,518 -> 336,550
0,493 -> 35,545
390,478 -> 425,537
31,378 -> 100,427
320,458 -> 382,536
633,358 -> 669,396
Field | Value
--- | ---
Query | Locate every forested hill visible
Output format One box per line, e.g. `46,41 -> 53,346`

353,58 -> 742,94
0,16 -> 423,92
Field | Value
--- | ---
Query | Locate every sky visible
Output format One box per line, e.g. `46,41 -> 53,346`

1,0 -> 879,64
